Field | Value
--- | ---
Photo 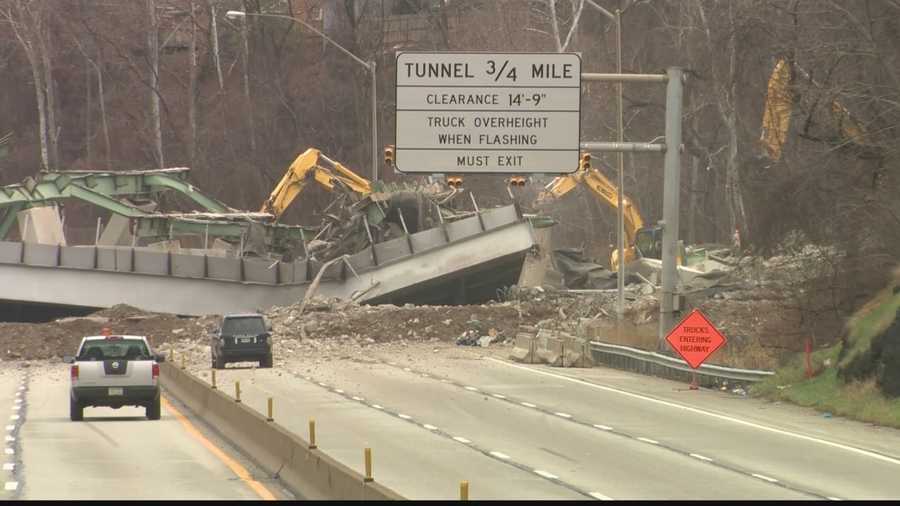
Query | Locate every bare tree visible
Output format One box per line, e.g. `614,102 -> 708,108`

3,0 -> 58,170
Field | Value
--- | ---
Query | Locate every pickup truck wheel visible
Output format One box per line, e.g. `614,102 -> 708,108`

70,397 -> 84,422
146,395 -> 161,420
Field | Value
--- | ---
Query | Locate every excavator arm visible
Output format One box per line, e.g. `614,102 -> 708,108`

260,148 -> 372,219
537,153 -> 659,270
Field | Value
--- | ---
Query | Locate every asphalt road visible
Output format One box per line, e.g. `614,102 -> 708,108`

210,354 -> 897,500
207,367 -> 586,500
12,365 -> 291,500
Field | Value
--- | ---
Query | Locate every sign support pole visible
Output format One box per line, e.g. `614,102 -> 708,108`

658,67 -> 684,348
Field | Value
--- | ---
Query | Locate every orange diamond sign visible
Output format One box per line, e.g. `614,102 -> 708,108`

665,309 -> 727,369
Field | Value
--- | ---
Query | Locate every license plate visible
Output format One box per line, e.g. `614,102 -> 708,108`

239,337 -> 255,344
108,387 -> 123,396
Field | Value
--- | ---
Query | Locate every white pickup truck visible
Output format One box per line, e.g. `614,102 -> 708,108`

64,334 -> 166,421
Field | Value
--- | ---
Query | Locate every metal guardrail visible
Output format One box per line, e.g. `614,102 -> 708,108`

589,341 -> 774,385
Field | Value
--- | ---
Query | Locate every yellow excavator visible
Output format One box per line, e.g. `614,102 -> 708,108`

261,148 -> 372,219
536,152 -> 674,271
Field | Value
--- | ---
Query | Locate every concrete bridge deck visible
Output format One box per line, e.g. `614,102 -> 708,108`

0,205 -> 534,316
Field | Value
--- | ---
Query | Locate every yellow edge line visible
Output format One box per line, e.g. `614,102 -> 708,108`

162,396 -> 277,500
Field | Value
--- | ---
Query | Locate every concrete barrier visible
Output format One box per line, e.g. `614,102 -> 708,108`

60,246 -> 95,269
243,258 -> 278,284
561,334 -> 593,368
509,333 -> 536,364
534,330 -> 564,366
22,242 -> 58,267
160,363 -> 403,500
0,241 -> 22,264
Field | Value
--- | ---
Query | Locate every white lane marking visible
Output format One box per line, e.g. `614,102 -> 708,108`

637,437 -> 659,445
398,414 -> 412,420
14,392 -> 21,397
488,357 -> 900,466
2,463 -> 13,471
3,449 -> 12,456
351,396 -> 364,402
7,416 -> 17,421
317,382 -> 328,387
371,404 -> 384,410
13,399 -> 21,405
590,492 -> 613,500
520,402 -> 537,408
533,469 -> 558,479
492,393 -> 507,399
4,481 -> 17,491
452,436 -> 472,444
4,426 -> 13,432
304,376 -> 311,381
423,424 -> 438,431
464,386 -> 479,392
403,367 -> 412,372
16,387 -> 23,391
422,374 -> 430,378
751,473 -> 779,483
690,453 -> 713,462
334,389 -> 344,394
3,436 -> 12,443
827,497 -> 843,501
554,412 -> 572,419
489,451 -> 510,460
440,379 -> 450,383
10,406 -> 19,412
593,424 -> 613,431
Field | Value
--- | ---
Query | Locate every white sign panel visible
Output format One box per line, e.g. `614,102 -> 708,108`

394,52 -> 581,174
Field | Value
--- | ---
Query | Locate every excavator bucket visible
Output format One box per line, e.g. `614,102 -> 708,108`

760,59 -> 793,161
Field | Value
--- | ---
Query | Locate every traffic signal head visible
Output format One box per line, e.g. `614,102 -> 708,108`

580,152 -> 591,170
508,176 -> 526,187
384,145 -> 395,166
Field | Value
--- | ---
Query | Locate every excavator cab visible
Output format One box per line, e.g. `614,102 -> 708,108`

634,226 -> 663,260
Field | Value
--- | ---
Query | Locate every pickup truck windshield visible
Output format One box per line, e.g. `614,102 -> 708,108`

221,317 -> 266,336
78,339 -> 150,361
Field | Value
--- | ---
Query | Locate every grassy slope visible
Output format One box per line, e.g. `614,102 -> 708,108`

750,274 -> 900,429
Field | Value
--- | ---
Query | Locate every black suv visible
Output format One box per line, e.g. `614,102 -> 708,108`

211,313 -> 273,369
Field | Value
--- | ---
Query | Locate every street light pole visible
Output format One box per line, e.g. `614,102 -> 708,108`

586,1 -> 625,319
225,10 -> 379,181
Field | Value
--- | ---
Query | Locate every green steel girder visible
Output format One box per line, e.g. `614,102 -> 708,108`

0,202 -> 25,239
134,217 -> 312,243
0,169 -> 229,213
143,174 -> 230,213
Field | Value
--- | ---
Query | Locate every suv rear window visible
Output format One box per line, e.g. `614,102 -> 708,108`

221,317 -> 266,336
78,339 -> 150,361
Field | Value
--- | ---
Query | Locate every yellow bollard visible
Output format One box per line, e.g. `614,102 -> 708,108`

234,381 -> 241,403
309,419 -> 317,449
460,481 -> 469,500
266,397 -> 274,422
211,369 -> 217,389
364,448 -> 374,482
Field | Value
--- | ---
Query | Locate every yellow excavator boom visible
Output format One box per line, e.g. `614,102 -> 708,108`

260,148 -> 372,218
537,156 -> 650,270
539,165 -> 645,246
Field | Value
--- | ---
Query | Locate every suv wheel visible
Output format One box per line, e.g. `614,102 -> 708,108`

146,395 -> 161,420
70,397 -> 84,422
261,353 -> 273,369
